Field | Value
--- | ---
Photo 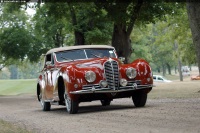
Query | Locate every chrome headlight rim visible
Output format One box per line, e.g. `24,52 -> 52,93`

85,71 -> 96,83
126,67 -> 137,79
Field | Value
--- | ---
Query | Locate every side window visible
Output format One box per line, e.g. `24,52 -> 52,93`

46,53 -> 54,65
153,76 -> 156,80
158,77 -> 163,81
46,54 -> 51,62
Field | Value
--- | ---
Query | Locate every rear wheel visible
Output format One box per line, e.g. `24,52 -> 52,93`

132,91 -> 147,107
64,86 -> 79,114
100,100 -> 111,106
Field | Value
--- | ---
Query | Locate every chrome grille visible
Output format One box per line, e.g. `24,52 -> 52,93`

104,60 -> 119,90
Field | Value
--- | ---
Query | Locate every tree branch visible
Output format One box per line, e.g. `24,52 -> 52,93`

127,0 -> 143,35
67,2 -> 77,26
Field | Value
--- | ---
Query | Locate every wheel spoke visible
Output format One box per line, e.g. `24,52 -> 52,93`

64,93 -> 71,112
64,85 -> 78,114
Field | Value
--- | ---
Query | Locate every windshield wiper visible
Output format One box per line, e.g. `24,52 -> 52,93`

61,57 -> 74,61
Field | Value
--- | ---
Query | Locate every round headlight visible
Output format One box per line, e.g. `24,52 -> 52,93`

85,71 -> 96,83
126,67 -> 137,79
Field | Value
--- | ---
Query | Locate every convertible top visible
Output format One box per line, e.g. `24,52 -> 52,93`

46,45 -> 114,54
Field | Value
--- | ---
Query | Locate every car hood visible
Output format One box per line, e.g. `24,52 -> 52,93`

60,58 -> 120,84
74,58 -> 119,70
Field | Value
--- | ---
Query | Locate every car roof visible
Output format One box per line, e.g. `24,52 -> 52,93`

46,45 -> 115,54
153,75 -> 163,77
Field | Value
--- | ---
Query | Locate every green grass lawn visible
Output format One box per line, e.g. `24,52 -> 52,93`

0,79 -> 36,132
0,79 -> 36,95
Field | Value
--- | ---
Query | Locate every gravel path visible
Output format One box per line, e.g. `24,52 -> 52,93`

0,93 -> 200,133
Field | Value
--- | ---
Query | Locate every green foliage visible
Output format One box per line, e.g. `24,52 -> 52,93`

0,1 -> 196,78
32,3 -> 70,48
0,3 -> 27,29
130,5 -> 194,74
0,60 -> 38,79
0,69 -> 10,79
130,25 -> 153,62
0,27 -> 32,60
68,2 -> 113,45
169,8 -> 195,64
0,3 -> 36,66
17,60 -> 39,79
8,65 -> 18,79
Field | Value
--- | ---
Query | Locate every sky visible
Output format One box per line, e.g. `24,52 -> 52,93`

25,3 -> 36,16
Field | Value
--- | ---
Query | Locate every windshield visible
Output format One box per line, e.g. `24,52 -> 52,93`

55,48 -> 116,62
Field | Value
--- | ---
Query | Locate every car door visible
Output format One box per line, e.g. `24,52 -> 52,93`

43,53 -> 55,99
157,77 -> 164,82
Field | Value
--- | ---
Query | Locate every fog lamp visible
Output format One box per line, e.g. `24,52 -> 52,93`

120,78 -> 128,87
99,80 -> 108,88
147,78 -> 151,82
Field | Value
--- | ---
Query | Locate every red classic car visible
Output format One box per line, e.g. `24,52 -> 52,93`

37,45 -> 153,114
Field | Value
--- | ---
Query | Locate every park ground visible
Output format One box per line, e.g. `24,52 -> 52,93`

0,67 -> 200,133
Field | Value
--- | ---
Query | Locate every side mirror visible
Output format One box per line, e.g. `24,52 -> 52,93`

46,61 -> 52,66
119,57 -> 125,63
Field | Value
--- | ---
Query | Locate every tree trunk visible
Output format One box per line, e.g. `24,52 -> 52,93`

189,65 -> 192,71
68,2 -> 85,46
52,33 -> 61,47
178,56 -> 183,81
186,2 -> 200,75
157,67 -> 160,73
162,62 -> 166,76
111,1 -> 143,64
175,66 -> 177,74
74,31 -> 85,45
112,24 -> 132,63
166,63 -> 171,75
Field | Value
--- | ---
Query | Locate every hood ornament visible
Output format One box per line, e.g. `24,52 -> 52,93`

108,57 -> 113,62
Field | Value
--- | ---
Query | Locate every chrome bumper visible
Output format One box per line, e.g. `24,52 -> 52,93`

70,82 -> 153,94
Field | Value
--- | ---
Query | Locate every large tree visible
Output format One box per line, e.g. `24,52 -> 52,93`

0,3 -> 33,64
96,1 -> 183,63
186,2 -> 200,75
33,2 -> 112,46
33,3 -> 69,48
67,2 -> 113,45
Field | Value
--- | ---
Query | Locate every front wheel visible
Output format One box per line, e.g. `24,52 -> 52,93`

38,91 -> 51,111
64,92 -> 79,114
132,91 -> 147,107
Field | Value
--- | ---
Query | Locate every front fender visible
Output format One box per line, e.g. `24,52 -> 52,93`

120,58 -> 153,85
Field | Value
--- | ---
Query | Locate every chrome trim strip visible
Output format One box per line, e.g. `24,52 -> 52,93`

70,84 -> 153,94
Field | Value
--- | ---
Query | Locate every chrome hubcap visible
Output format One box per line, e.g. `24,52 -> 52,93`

39,93 -> 44,107
64,93 -> 71,112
